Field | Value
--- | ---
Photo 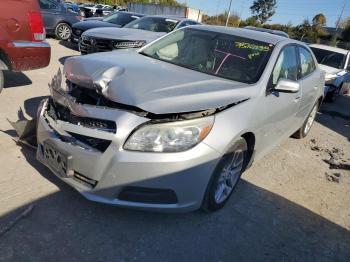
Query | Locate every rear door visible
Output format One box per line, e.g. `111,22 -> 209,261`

296,46 -> 319,122
39,0 -> 60,31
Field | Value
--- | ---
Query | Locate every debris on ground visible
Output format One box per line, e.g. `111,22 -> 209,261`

325,172 -> 341,183
0,205 -> 34,237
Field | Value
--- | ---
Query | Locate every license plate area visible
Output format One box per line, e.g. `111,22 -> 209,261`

43,141 -> 73,178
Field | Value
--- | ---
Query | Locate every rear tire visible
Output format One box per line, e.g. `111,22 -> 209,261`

202,138 -> 248,212
292,102 -> 319,139
324,90 -> 336,102
55,23 -> 72,40
0,70 -> 3,94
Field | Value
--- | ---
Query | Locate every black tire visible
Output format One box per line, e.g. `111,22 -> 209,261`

55,23 -> 72,40
324,90 -> 336,103
202,138 -> 248,212
292,102 -> 319,139
0,70 -> 3,94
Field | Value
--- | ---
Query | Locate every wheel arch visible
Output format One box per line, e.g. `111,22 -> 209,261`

241,132 -> 256,170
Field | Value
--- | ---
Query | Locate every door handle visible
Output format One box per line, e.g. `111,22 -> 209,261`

294,96 -> 301,102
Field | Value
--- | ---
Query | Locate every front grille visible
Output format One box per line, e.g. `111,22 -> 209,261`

118,187 -> 178,204
80,36 -> 145,54
74,172 -> 98,188
47,100 -> 116,133
68,132 -> 112,152
80,36 -> 114,53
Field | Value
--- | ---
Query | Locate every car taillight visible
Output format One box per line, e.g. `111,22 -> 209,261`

28,12 -> 45,42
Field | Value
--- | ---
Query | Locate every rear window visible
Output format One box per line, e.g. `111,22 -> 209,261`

310,47 -> 346,69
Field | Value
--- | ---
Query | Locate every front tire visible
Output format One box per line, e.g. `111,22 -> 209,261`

292,102 -> 318,139
55,23 -> 72,40
202,138 -> 248,212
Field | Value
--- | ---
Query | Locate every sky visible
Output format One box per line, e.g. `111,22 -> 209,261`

179,0 -> 350,27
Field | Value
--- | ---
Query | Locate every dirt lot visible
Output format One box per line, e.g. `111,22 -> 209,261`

0,39 -> 349,262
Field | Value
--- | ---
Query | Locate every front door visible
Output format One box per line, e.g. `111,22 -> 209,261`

254,45 -> 301,157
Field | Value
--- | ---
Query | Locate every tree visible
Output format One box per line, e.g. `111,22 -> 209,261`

342,19 -> 350,41
312,13 -> 326,28
294,19 -> 316,42
250,0 -> 276,24
203,12 -> 240,27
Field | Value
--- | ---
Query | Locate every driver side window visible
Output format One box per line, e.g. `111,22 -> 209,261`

270,46 -> 298,88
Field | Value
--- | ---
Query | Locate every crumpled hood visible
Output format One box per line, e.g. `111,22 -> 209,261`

64,50 -> 254,114
82,28 -> 166,43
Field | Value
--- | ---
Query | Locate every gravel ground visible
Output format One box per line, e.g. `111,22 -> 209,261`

0,39 -> 349,262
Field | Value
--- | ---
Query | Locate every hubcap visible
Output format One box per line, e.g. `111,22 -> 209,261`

304,104 -> 317,134
214,150 -> 244,204
58,25 -> 70,39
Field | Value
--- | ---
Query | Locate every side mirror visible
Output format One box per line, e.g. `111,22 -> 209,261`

275,78 -> 300,93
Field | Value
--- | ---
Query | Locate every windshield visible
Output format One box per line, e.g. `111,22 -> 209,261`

140,28 -> 274,84
310,47 -> 346,69
124,17 -> 179,33
103,13 -> 139,26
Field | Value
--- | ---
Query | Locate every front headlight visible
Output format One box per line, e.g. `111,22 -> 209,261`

124,116 -> 214,152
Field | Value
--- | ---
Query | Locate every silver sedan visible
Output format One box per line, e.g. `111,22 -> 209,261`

36,25 -> 325,212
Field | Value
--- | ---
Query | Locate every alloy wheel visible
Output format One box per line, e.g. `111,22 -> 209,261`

57,24 -> 71,40
214,149 -> 244,204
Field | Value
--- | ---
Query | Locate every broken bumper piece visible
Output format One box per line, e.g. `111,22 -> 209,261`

36,91 -> 221,211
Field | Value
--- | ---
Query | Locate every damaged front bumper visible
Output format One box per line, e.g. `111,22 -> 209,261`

35,73 -> 221,212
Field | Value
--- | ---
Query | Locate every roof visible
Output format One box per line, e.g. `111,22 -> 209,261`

140,15 -> 187,22
309,44 -> 349,55
244,26 -> 289,38
189,25 -> 290,45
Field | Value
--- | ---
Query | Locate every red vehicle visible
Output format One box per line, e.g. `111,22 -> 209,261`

0,0 -> 51,93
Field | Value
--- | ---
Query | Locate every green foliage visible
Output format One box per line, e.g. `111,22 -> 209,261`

250,0 -> 276,24
342,19 -> 350,42
203,12 -> 240,27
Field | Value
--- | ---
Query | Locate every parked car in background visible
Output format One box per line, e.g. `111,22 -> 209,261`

80,16 -> 200,54
37,26 -> 324,212
0,0 -> 51,93
39,0 -> 81,40
245,26 -> 290,38
63,1 -> 79,13
309,44 -> 350,101
71,11 -> 143,43
83,4 -> 111,15
99,6 -> 115,16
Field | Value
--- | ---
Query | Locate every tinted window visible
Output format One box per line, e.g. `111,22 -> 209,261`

140,28 -> 274,84
299,47 -> 316,78
177,20 -> 198,29
39,0 -> 57,9
310,47 -> 346,69
271,46 -> 298,86
125,17 -> 179,33
103,13 -> 139,26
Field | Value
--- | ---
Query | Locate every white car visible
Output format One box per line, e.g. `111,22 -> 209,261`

310,44 -> 350,101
